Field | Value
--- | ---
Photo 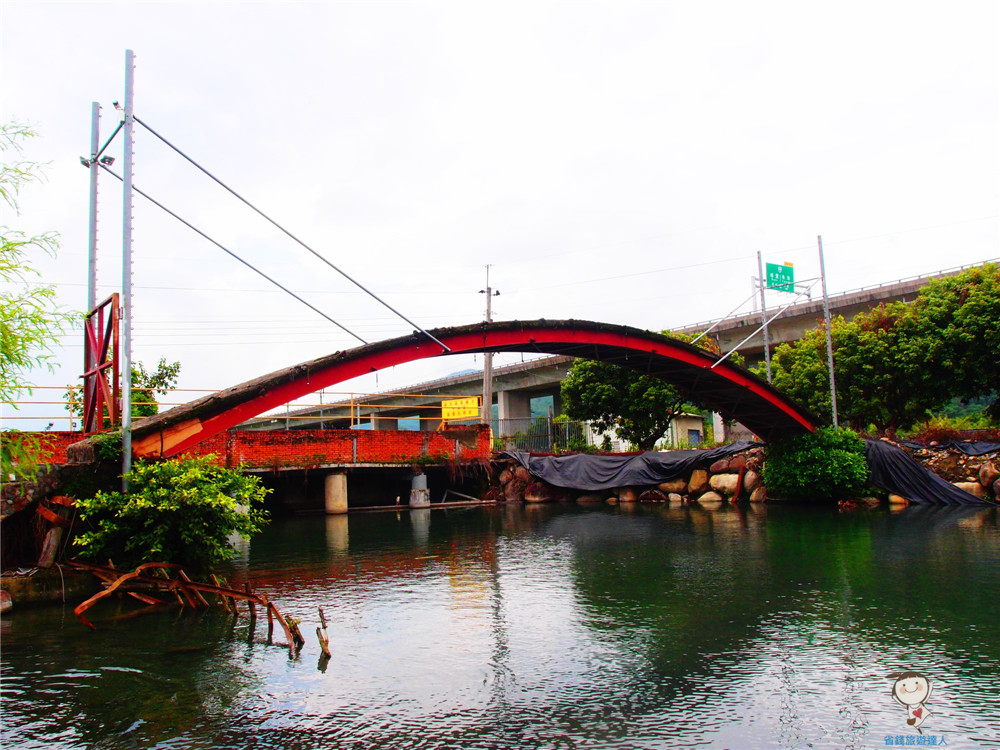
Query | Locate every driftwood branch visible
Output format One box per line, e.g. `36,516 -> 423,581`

67,561 -> 304,656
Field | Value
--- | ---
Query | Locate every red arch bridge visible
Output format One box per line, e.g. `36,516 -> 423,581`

128,319 -> 818,460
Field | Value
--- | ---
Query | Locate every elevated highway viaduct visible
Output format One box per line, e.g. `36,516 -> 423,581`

676,261 -> 993,366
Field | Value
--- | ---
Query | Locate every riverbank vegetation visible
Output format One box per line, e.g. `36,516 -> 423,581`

74,455 -> 270,574
762,427 -> 869,502
763,263 -> 999,434
1,122 -> 76,482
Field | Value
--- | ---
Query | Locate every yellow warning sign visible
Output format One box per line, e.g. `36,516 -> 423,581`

442,396 -> 481,421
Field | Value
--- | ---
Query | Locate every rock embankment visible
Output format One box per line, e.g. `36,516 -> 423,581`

494,441 -> 1000,507
495,447 -> 767,506
889,439 -> 999,503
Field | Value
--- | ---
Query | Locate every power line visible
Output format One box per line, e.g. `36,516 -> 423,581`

97,163 -> 369,346
133,115 -> 450,353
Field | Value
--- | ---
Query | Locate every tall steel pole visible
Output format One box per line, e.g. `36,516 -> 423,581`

121,50 -> 135,487
87,102 -> 100,313
756,251 -> 772,382
481,265 -> 498,426
818,235 -> 839,427
86,102 -> 101,405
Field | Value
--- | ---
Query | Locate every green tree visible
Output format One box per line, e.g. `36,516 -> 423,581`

1,121 -> 76,480
762,263 -> 999,432
73,455 -> 270,573
909,262 -> 1000,419
132,358 -> 182,418
65,357 -> 181,426
560,332 -> 730,450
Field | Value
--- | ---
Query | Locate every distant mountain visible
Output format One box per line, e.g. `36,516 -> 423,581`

447,368 -> 480,377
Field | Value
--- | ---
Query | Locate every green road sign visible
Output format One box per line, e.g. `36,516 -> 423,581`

765,262 -> 794,291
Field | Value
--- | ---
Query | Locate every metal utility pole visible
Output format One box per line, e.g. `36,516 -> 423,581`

85,102 -> 101,392
121,50 -> 135,487
480,266 -> 499,426
818,235 -> 839,427
756,251 -> 772,382
87,102 -> 100,314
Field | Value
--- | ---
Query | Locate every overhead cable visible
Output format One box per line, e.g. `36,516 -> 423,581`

133,115 -> 450,353
97,163 -> 368,346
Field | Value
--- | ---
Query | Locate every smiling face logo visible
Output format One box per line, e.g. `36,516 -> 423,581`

889,671 -> 932,730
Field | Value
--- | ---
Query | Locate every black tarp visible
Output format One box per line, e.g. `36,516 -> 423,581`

504,440 -> 996,506
898,440 -> 1000,457
864,439 -> 997,506
502,441 -> 759,491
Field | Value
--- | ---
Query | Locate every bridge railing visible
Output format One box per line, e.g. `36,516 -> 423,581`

491,417 -> 598,453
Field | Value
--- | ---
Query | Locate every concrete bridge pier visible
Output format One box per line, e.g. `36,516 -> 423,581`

409,473 -> 430,508
324,472 -> 348,515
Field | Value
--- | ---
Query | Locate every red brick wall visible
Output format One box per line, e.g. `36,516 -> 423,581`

12,426 -> 492,470
3,431 -> 81,466
179,425 -> 493,470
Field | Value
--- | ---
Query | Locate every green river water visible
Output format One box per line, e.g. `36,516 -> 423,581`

2,503 -> 998,749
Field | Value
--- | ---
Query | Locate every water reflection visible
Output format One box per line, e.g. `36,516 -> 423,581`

1,504 -> 997,749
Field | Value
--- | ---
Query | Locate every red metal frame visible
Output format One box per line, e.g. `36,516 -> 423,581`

81,293 -> 120,433
134,321 -> 818,459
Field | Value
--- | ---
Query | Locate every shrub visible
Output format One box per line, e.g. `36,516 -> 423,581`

74,455 -> 270,573
762,427 -> 870,502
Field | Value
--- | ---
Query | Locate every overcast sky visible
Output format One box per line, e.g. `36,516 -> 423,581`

2,1 -> 997,427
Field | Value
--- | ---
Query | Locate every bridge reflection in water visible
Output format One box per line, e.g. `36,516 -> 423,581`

2,503 -> 996,748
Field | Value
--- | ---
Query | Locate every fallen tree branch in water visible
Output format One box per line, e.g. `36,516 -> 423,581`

66,560 -> 301,655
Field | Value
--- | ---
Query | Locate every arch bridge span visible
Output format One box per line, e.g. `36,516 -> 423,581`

131,320 -> 818,459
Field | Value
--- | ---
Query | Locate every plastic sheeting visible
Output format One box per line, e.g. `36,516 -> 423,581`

865,439 -> 997,505
504,439 -> 996,506
898,440 -> 1000,457
502,441 -> 760,491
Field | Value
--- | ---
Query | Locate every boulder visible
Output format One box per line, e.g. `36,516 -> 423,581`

993,478 -> 1000,500
953,481 -> 986,499
513,466 -> 533,483
504,479 -> 527,503
524,481 -> 554,503
605,497 -> 619,505
618,487 -> 638,503
696,491 -> 724,507
658,479 -> 687,494
576,494 -> 604,504
638,489 -> 667,503
979,461 -> 999,488
749,486 -> 767,503
709,474 -> 740,497
687,469 -> 709,495
742,470 -> 761,493
728,454 -> 747,472
888,494 -> 909,506
709,459 -> 731,474
668,493 -> 684,505
498,468 -> 513,486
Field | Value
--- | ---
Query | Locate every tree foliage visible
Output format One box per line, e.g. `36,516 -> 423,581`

560,332 -> 730,450
910,263 -> 1000,419
1,122 -> 75,404
65,357 -> 181,426
762,263 -> 999,432
132,358 -> 182,418
73,455 -> 270,573
1,121 -> 76,481
762,427 -> 870,502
